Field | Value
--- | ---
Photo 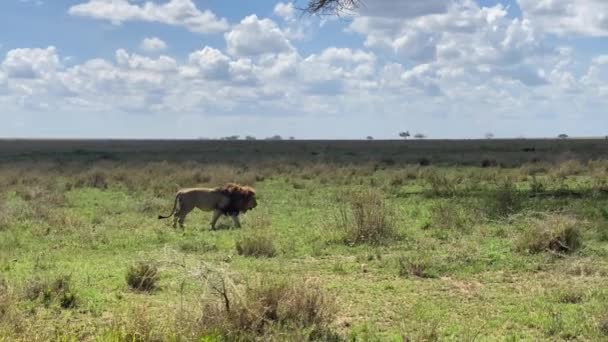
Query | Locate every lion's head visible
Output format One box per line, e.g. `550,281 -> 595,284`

217,183 -> 257,215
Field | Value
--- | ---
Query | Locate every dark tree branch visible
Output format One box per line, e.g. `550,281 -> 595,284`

301,0 -> 360,15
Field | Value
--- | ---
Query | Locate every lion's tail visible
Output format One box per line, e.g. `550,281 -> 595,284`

158,194 -> 179,219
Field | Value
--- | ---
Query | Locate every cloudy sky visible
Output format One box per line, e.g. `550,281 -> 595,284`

1,0 -> 607,139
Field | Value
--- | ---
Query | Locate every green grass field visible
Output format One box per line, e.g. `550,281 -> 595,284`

1,139 -> 608,341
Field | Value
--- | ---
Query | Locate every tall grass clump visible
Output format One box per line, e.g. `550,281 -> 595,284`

235,231 -> 277,258
517,214 -> 583,255
198,275 -> 337,340
126,261 -> 160,293
23,274 -> 77,309
335,189 -> 397,245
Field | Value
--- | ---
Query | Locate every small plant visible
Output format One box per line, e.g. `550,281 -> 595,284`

126,261 -> 160,293
517,214 -> 583,255
235,231 -> 277,258
335,189 -> 397,245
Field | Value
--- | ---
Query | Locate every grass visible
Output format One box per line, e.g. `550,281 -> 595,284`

0,139 -> 607,340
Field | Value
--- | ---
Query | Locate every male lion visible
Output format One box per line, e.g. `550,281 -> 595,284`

158,183 -> 257,230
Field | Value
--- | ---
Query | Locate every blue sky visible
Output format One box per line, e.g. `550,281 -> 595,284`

1,0 -> 607,139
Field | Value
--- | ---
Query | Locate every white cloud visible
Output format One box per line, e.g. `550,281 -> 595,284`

2,46 -> 60,79
68,0 -> 229,34
518,0 -> 608,37
225,15 -> 293,57
274,2 -> 295,21
140,37 -> 167,52
186,46 -> 231,80
349,1 -> 553,88
593,55 -> 608,65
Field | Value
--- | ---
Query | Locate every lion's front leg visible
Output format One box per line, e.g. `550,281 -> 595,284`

210,210 -> 222,230
231,214 -> 241,228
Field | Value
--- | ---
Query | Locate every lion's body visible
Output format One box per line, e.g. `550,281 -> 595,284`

158,183 -> 257,230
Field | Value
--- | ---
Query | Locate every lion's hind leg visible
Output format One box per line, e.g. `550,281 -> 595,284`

174,198 -> 193,229
210,210 -> 222,230
230,214 -> 241,228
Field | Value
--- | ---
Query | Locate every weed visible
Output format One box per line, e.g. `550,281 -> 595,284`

126,261 -> 160,293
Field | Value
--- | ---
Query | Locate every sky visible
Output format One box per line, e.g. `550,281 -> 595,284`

0,0 -> 607,139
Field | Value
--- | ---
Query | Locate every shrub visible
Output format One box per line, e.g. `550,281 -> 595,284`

517,214 -> 583,255
335,189 -> 397,245
235,231 -> 277,258
485,179 -> 522,218
126,261 -> 160,292
418,157 -> 431,166
481,159 -> 498,168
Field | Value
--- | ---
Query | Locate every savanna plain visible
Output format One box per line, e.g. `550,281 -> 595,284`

1,139 -> 608,341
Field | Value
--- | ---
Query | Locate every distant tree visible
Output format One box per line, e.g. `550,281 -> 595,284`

266,135 -> 283,141
289,136 -> 295,140
221,135 -> 240,141
398,131 -> 410,139
485,132 -> 495,139
245,135 -> 257,140
366,136 -> 374,140
558,133 -> 569,139
414,133 -> 426,139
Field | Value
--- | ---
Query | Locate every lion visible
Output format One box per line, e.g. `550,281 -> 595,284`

158,183 -> 257,230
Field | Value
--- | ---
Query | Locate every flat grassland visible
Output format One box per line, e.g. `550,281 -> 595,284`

1,139 -> 608,341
